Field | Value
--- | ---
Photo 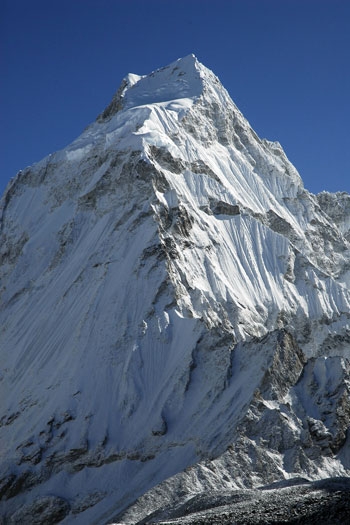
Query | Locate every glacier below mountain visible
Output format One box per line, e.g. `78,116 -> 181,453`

0,55 -> 349,524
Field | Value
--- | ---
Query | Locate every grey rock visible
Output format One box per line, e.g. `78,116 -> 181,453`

8,496 -> 70,525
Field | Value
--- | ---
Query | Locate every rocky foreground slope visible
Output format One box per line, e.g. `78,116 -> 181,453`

117,478 -> 350,524
0,55 -> 349,524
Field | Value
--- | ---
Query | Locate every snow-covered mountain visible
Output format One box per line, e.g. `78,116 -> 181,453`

1,54 -> 349,524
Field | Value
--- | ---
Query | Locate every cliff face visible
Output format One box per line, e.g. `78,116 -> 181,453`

0,55 -> 349,524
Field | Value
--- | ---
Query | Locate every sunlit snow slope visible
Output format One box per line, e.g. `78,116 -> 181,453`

1,55 -> 350,524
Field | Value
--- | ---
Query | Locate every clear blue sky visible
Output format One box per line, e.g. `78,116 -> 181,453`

1,0 -> 349,196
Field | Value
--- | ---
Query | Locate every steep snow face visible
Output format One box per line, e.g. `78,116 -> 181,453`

0,56 -> 349,524
98,54 -> 203,122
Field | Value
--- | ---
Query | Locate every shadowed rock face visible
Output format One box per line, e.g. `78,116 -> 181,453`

7,496 -> 70,525
1,56 -> 350,524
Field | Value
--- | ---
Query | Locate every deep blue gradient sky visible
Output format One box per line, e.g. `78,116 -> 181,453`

1,0 -> 349,196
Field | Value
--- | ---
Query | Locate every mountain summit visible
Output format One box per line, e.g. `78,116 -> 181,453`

1,56 -> 350,524
99,54 -> 204,118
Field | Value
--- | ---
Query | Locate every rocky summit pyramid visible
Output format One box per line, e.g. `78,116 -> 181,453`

1,55 -> 350,524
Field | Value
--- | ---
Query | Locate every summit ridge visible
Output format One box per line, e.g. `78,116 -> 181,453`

98,54 -> 204,120
0,56 -> 349,524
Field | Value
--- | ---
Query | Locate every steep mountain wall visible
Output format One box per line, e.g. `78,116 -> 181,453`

0,55 -> 349,524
